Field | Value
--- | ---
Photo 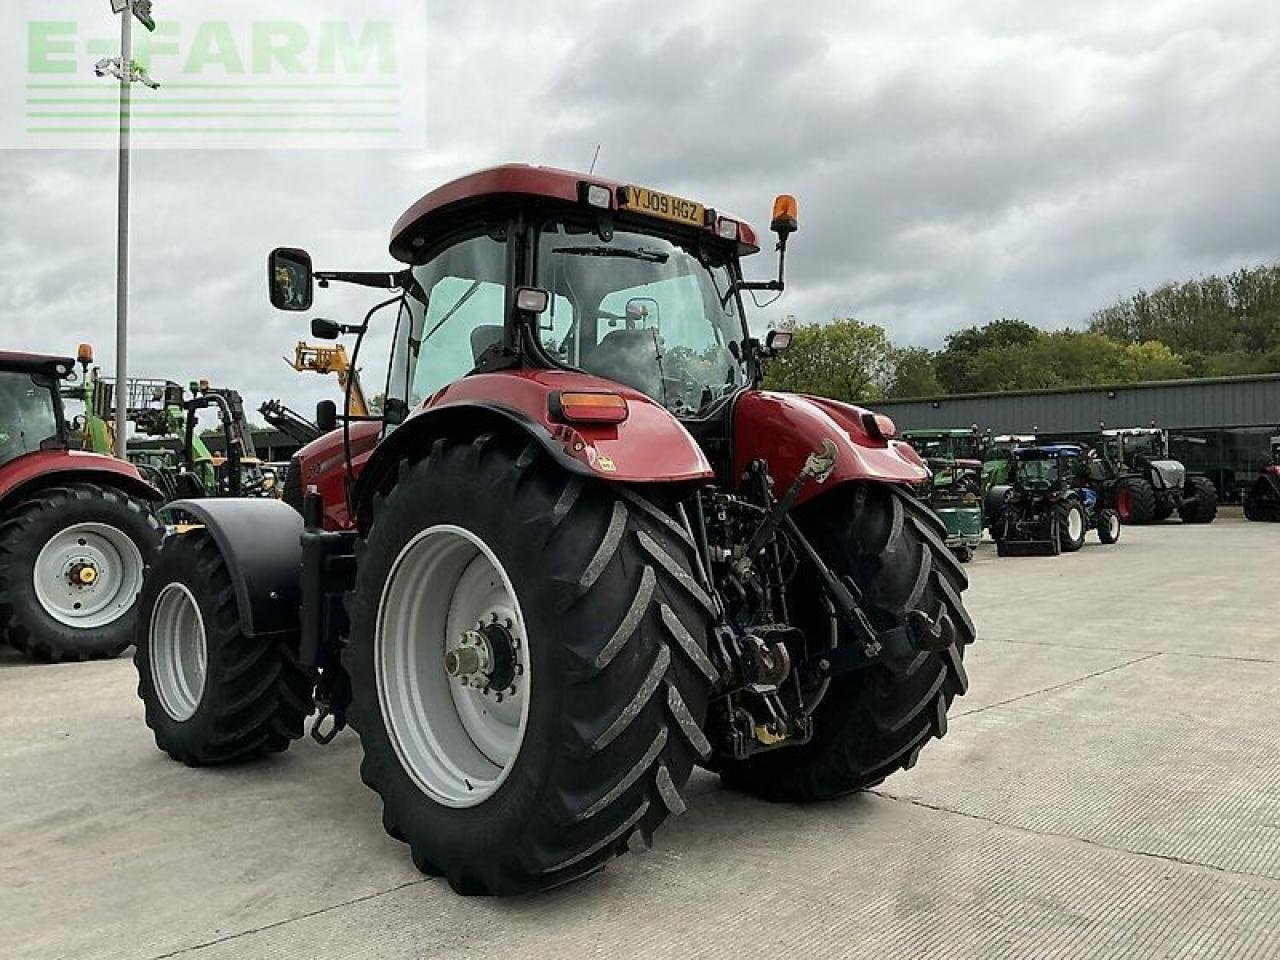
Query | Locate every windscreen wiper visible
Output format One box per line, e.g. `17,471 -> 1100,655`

552,246 -> 669,263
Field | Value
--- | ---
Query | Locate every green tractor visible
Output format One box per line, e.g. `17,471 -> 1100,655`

68,352 -> 273,501
902,429 -> 985,562
980,433 -> 1035,529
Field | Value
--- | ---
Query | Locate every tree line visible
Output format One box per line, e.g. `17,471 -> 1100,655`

763,262 -> 1280,400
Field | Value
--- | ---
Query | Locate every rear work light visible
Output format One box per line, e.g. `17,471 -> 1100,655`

861,412 -> 897,440
583,183 -> 612,210
717,217 -> 740,241
550,391 -> 630,425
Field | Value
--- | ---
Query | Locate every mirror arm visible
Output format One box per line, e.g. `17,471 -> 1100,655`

314,270 -> 401,290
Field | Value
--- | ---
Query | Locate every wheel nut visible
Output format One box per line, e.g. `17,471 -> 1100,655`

444,647 -> 482,678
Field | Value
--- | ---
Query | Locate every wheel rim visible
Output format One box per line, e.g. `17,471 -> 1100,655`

376,524 -> 531,809
32,522 -> 145,629
1068,507 -> 1084,542
1109,513 -> 1121,539
149,583 -> 208,722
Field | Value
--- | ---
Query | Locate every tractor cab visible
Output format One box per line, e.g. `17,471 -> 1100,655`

1011,444 -> 1085,494
0,352 -> 73,470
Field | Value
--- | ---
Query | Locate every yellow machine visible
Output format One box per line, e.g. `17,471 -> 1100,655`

288,342 -> 370,417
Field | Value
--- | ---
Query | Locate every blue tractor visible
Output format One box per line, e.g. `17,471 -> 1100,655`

992,444 -> 1121,557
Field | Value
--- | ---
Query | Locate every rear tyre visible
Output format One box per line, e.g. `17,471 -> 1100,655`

1056,501 -> 1087,552
134,532 -> 313,765
1245,478 -> 1280,521
345,435 -> 715,895
1115,477 -> 1156,524
719,482 -> 975,801
1096,508 -> 1121,544
0,484 -> 160,663
1178,476 -> 1218,524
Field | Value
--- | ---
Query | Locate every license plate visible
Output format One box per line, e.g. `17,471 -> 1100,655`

621,186 -> 705,228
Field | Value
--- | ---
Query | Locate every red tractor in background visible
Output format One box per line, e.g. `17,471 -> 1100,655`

134,165 -> 975,896
1244,436 -> 1280,522
0,349 -> 162,662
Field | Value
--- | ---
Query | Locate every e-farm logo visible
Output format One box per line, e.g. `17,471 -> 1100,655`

4,0 -> 426,149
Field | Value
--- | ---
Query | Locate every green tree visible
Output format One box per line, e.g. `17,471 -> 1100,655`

887,347 -> 943,398
935,318 -> 1041,393
763,318 -> 897,401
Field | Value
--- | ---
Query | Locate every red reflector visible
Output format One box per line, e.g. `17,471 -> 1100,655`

861,412 -> 897,440
552,392 -> 629,424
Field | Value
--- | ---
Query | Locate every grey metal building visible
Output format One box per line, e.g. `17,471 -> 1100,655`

876,374 -> 1280,501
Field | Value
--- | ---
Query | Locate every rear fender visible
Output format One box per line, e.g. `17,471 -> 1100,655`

159,498 -> 303,639
353,370 -> 713,533
0,449 -> 163,512
733,392 -> 929,507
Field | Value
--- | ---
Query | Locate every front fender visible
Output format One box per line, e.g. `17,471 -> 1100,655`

160,498 -> 303,639
353,370 -> 713,533
733,392 -> 929,506
0,449 -> 164,512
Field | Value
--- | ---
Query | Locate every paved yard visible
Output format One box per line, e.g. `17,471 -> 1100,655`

1,519 -> 1277,959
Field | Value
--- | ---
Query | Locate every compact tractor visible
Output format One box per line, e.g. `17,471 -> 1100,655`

902,429 -> 984,562
134,165 -> 975,896
991,443 -> 1121,556
0,349 -> 162,661
1093,427 -> 1216,524
1244,436 -> 1280,522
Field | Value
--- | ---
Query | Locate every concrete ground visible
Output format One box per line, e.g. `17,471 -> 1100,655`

1,519 -> 1277,960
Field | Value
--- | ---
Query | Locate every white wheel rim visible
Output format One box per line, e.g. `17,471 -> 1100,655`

376,524 -> 531,808
32,522 -> 145,629
1068,507 -> 1084,541
1109,514 -> 1121,539
149,583 -> 208,722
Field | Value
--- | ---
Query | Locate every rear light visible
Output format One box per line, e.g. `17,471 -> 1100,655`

861,412 -> 897,441
550,391 -> 629,425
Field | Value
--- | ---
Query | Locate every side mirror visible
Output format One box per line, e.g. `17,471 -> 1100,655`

310,317 -> 342,340
315,400 -> 337,433
269,247 -> 314,312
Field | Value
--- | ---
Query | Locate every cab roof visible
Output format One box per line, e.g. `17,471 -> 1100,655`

0,351 -> 72,375
389,163 -> 760,263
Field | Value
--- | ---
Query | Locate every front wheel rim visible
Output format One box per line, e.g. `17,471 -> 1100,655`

32,522 -> 145,629
1067,507 -> 1084,542
149,583 -> 208,721
376,524 -> 531,809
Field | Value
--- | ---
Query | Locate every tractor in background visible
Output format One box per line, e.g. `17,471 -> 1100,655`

902,429 -> 984,562
1244,436 -> 1280,522
981,433 -> 1034,530
1093,427 -> 1216,524
133,164 -> 975,896
992,444 -> 1120,556
71,358 -> 275,502
0,348 -> 162,662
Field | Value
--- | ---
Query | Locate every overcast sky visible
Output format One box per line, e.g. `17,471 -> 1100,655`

2,0 -> 1279,419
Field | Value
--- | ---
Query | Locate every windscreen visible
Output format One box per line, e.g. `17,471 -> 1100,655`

0,370 -> 58,468
536,221 -> 748,416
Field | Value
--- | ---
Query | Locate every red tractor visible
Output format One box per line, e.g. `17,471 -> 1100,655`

134,165 -> 975,895
0,350 -> 162,661
1244,436 -> 1280,522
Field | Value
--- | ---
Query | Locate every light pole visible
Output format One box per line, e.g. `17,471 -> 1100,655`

100,1 -> 157,458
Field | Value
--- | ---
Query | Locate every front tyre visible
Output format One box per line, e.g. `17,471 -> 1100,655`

1056,501 -> 1087,552
1178,476 -> 1218,524
134,532 -> 313,765
1096,508 -> 1122,544
345,436 -> 716,895
0,484 -> 160,662
720,482 -> 975,801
